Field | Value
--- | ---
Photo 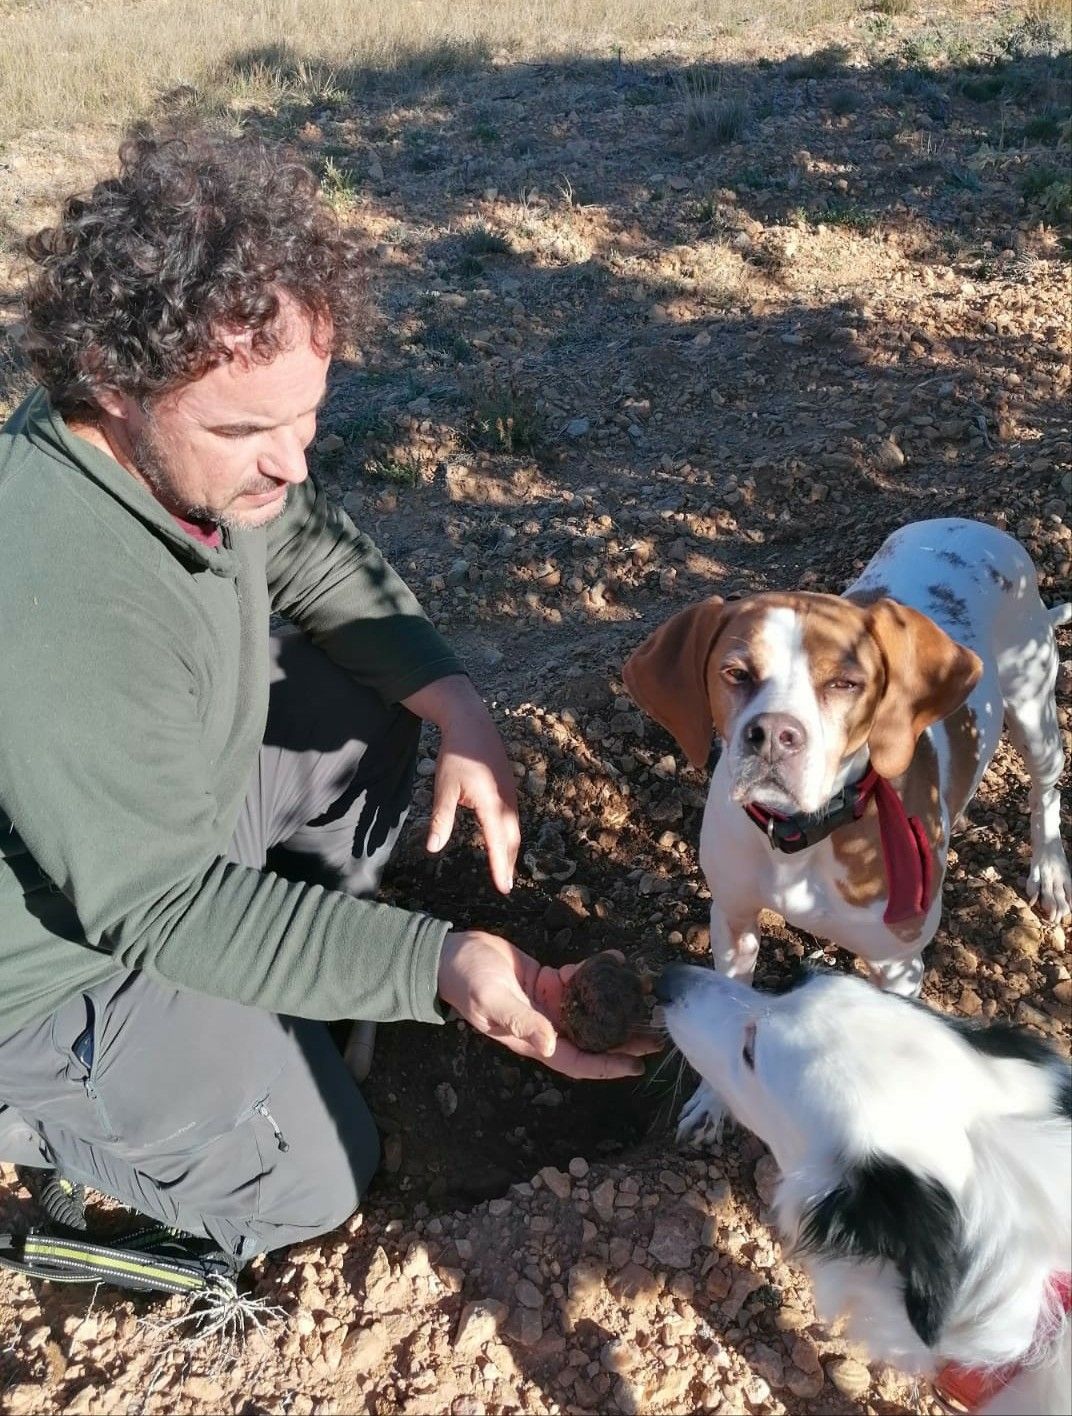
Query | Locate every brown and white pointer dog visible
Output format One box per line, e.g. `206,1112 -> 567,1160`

625,518 -> 1071,1005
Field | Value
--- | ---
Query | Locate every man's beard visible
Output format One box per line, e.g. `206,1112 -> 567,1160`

132,425 -> 289,528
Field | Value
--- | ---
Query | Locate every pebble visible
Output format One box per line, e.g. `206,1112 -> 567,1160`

648,1213 -> 700,1269
592,1178 -> 617,1221
507,1305 -> 543,1346
455,1300 -> 507,1351
827,1356 -> 872,1398
1003,920 -> 1041,960
343,1321 -> 388,1370
873,437 -> 905,471
539,1165 -> 572,1199
565,417 -> 591,438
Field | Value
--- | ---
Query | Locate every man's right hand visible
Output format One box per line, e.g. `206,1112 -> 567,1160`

437,929 -> 662,1081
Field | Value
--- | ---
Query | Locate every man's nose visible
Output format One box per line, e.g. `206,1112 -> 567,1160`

742,712 -> 807,763
262,442 -> 308,486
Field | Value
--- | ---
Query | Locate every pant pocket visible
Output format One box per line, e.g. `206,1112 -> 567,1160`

51,994 -> 119,1144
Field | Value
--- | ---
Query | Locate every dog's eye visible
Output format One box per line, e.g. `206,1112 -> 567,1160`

742,1021 -> 757,1070
722,665 -> 751,686
827,678 -> 862,693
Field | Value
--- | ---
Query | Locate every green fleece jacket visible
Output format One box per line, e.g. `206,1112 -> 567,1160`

0,390 -> 461,1036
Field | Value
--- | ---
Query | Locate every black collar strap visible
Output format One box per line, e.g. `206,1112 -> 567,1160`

744,766 -> 879,854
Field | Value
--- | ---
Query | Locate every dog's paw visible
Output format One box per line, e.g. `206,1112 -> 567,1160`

1026,846 -> 1072,924
676,1083 -> 725,1149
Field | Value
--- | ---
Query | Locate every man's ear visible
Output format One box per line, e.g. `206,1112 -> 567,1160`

799,1156 -> 966,1348
865,599 -> 983,779
622,597 -> 728,769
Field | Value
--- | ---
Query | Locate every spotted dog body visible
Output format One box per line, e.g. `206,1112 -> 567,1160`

625,519 -> 1071,1003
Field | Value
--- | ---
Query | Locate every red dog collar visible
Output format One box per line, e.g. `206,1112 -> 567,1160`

933,1272 -> 1072,1413
744,766 -> 934,925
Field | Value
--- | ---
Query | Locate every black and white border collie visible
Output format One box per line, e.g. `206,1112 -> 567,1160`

656,965 -> 1072,1415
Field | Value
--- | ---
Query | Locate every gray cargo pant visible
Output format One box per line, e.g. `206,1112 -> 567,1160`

0,630 -> 420,1262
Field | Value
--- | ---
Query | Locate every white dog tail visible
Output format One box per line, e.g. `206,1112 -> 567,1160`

1049,603 -> 1072,628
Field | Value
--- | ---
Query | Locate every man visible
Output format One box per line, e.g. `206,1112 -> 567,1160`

0,131 -> 651,1268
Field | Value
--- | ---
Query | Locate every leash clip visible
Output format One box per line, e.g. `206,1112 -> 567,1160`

766,816 -> 777,849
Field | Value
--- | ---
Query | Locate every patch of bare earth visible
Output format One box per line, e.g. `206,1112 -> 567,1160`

1,3 -> 1070,1413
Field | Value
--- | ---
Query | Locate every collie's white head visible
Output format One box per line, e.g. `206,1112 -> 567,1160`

657,966 -> 1071,1384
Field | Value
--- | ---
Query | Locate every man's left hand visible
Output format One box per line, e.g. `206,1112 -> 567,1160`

402,675 -> 521,893
437,930 -> 663,1079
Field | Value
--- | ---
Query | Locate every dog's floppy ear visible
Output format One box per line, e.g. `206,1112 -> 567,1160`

799,1156 -> 966,1347
864,599 -> 983,780
623,597 -> 728,768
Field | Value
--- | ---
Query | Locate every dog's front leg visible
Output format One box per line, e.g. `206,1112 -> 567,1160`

709,901 -> 761,984
677,1080 -> 725,1149
675,905 -> 759,1149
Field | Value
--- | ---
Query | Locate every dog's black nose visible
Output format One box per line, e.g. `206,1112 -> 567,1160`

743,712 -> 806,762
654,964 -> 694,1005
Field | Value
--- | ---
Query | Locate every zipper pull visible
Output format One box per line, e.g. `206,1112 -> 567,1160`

254,1101 -> 290,1153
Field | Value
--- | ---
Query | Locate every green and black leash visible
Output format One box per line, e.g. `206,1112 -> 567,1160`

0,1224 -> 237,1296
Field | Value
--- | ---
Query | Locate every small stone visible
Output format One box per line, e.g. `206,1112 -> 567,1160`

827,1356 -> 871,1399
436,1082 -> 458,1117
609,1261 -> 660,1301
456,1299 -> 508,1350
786,1368 -> 825,1399
648,1210 -> 700,1268
601,1338 -> 634,1373
565,417 -> 591,438
507,1305 -> 543,1346
753,1154 -> 780,1206
750,1341 -> 784,1385
791,1336 -> 821,1373
568,1156 -> 590,1178
343,1321 -> 388,1370
614,1376 -> 643,1414
515,1278 -> 544,1309
316,432 -> 344,454
873,437 -> 905,472
592,1178 -> 617,1221
958,984 -> 983,1016
539,1166 -> 572,1200
1003,920 -> 1041,959
446,558 -> 471,587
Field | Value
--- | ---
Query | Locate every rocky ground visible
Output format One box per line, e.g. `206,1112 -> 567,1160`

0,1 -> 1070,1412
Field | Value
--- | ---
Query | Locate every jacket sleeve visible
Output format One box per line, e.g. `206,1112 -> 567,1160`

0,589 -> 450,1024
265,477 -> 464,702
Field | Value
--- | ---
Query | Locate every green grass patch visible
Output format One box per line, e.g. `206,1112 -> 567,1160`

465,375 -> 545,455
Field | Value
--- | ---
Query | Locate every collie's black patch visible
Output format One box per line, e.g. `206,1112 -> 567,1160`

800,1156 -> 965,1347
945,1018 -> 1071,1118
947,1018 -> 1056,1067
1058,1070 -> 1072,1121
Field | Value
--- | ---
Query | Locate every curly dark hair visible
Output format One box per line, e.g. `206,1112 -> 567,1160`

22,129 -> 369,419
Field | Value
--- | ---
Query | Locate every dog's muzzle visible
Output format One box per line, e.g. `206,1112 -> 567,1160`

654,964 -> 708,1006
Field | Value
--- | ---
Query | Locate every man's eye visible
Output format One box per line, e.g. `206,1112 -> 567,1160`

722,666 -> 751,686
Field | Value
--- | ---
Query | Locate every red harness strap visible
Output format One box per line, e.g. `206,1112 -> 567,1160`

933,1272 -> 1072,1413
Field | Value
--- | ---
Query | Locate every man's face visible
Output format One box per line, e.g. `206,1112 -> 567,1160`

107,302 -> 331,529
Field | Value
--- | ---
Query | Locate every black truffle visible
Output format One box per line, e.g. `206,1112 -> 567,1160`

560,952 -> 650,1053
